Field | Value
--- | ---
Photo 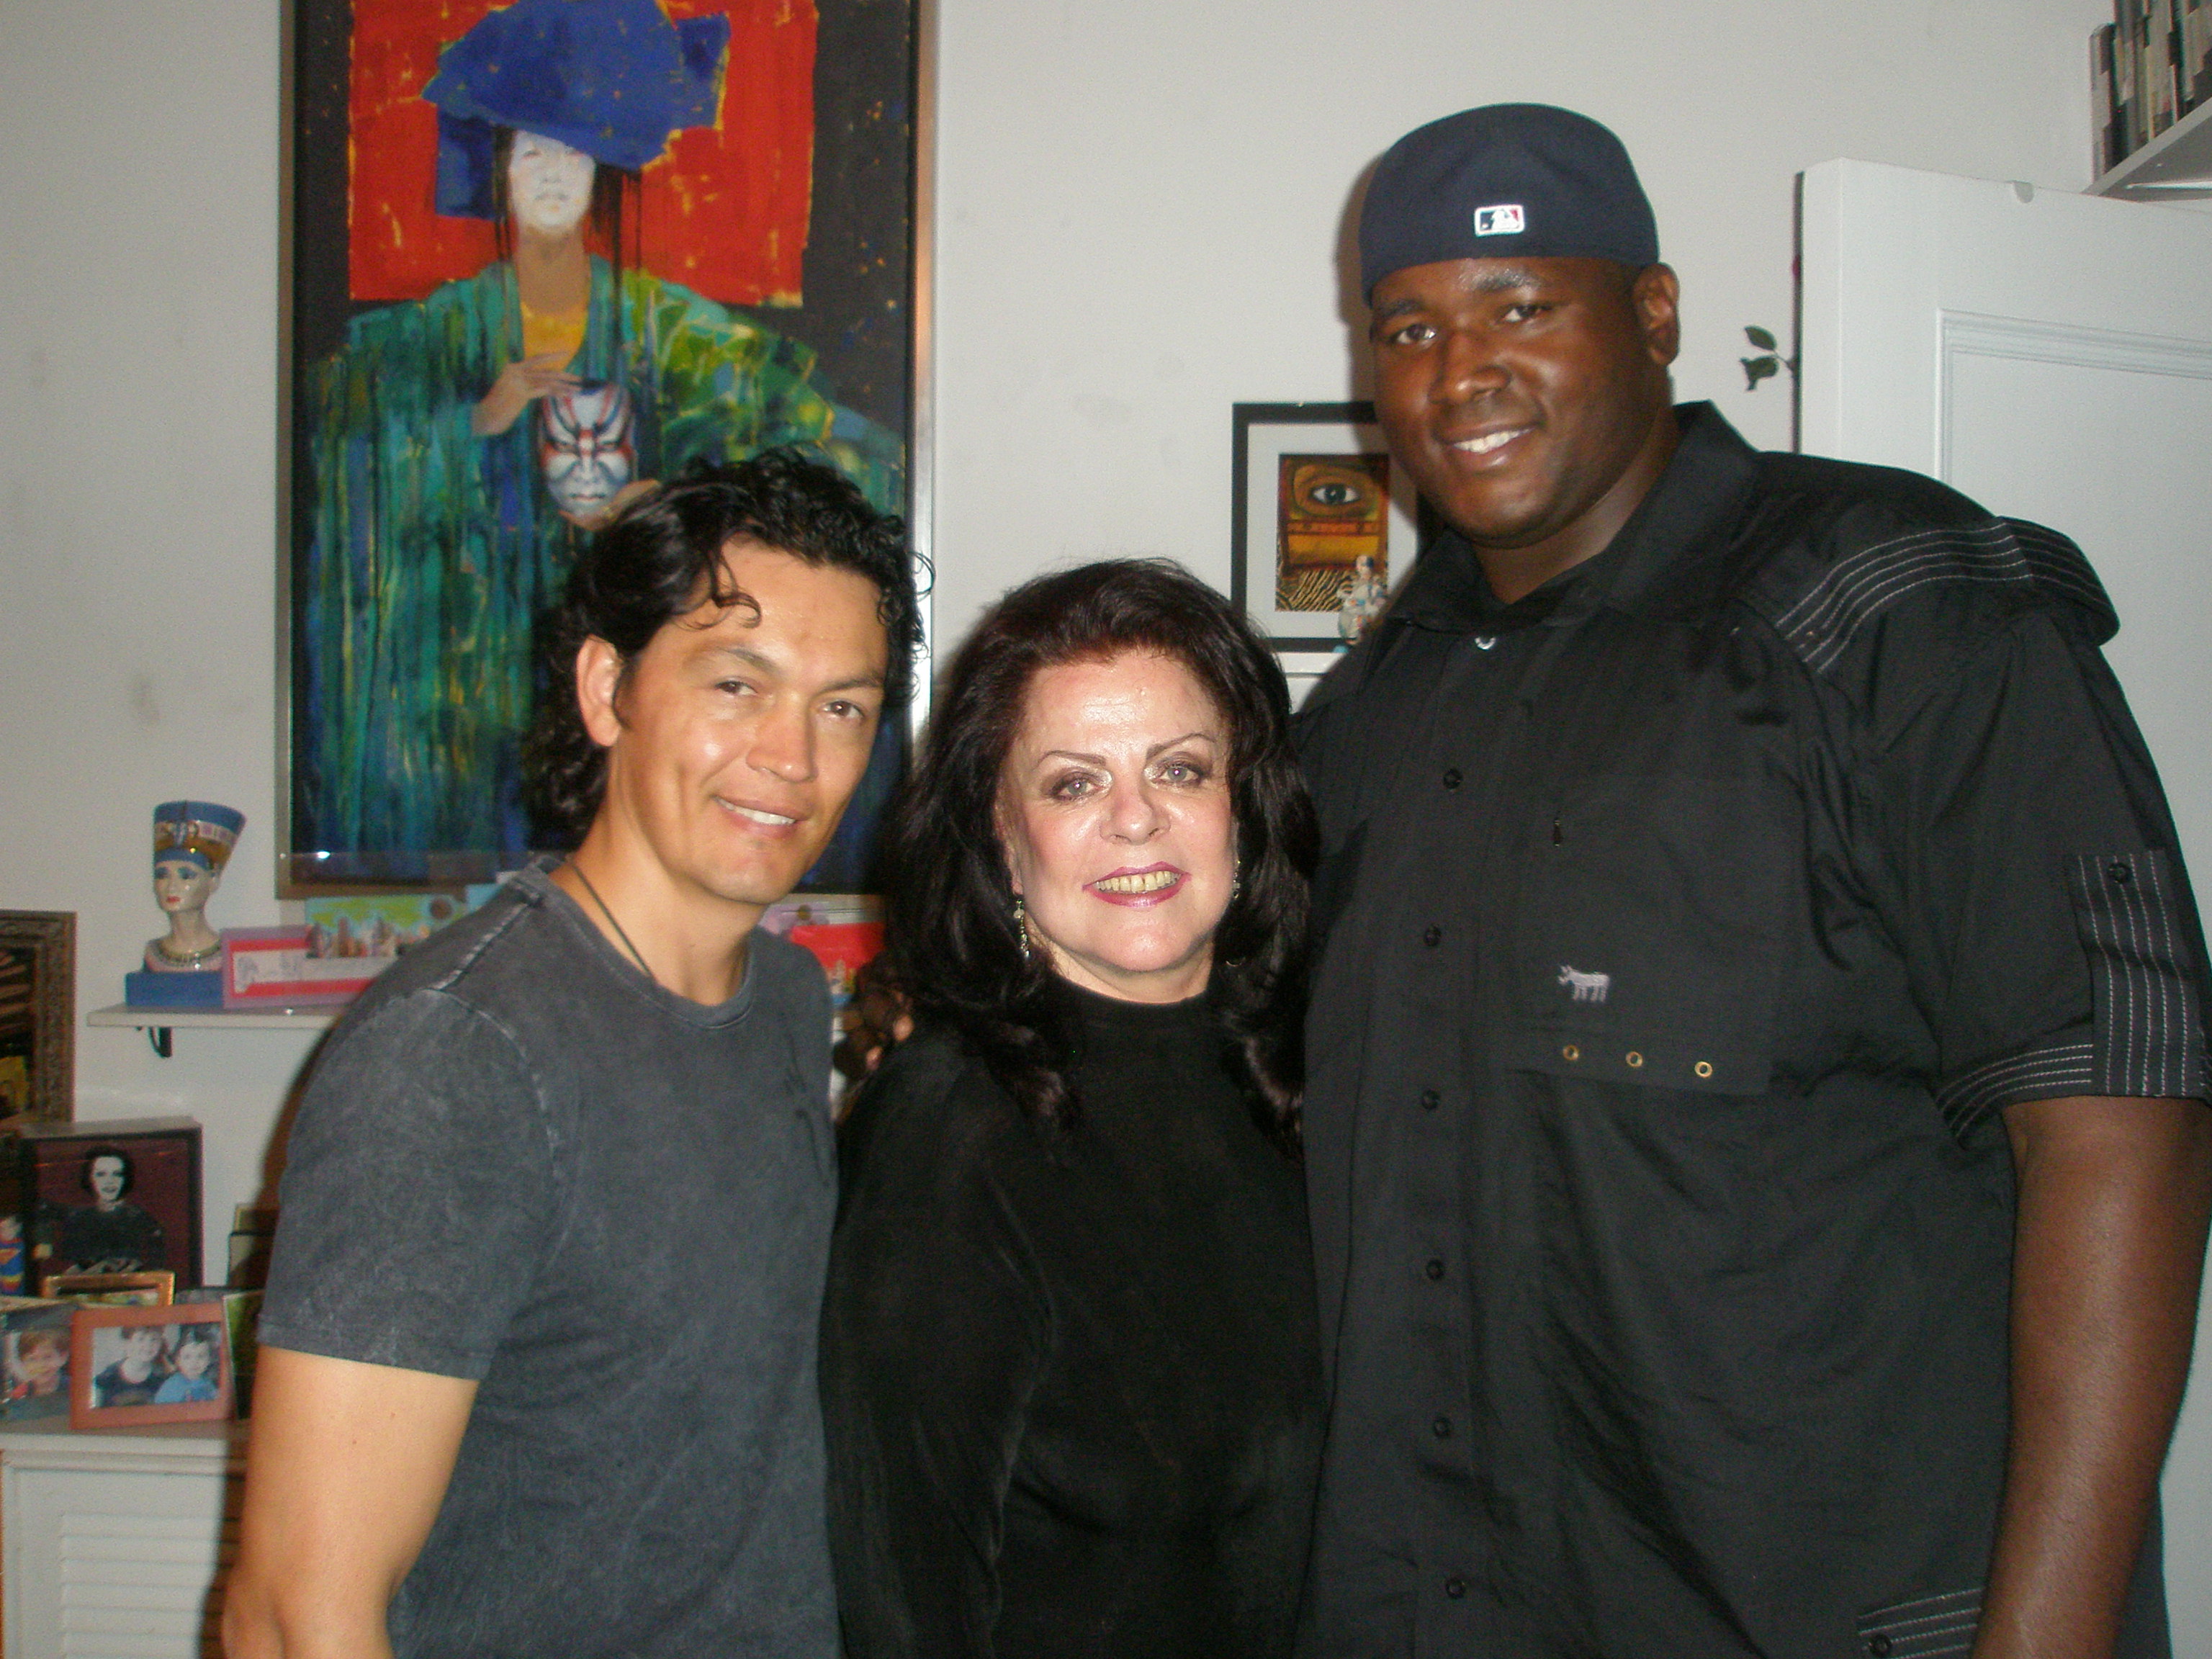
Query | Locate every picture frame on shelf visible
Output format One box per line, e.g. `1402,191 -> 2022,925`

1230,403 -> 1421,652
69,1301 -> 233,1429
282,0 -> 930,893
0,911 -> 74,1123
13,1118 -> 202,1292
40,1271 -> 176,1308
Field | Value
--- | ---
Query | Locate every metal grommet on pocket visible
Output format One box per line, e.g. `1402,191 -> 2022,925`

1625,1051 -> 1644,1069
1693,1060 -> 1713,1079
1562,1044 -> 1581,1062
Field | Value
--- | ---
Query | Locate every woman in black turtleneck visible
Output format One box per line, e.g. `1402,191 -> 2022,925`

821,561 -> 1323,1659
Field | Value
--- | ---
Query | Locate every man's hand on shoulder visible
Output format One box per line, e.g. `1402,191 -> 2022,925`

225,1347 -> 478,1659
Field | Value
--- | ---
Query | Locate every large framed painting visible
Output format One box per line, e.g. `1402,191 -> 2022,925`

283,0 -> 929,891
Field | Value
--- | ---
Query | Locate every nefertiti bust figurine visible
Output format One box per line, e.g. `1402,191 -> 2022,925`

142,801 -> 245,974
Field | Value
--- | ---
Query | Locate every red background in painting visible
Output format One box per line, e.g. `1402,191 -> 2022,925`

30,1133 -> 197,1285
346,0 -> 817,306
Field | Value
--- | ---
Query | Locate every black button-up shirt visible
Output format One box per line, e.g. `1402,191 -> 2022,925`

1295,405 -> 2208,1658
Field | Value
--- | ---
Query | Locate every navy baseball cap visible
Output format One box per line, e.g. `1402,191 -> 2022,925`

1358,104 -> 1659,301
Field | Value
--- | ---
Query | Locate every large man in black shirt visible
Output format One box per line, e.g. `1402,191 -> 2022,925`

1296,104 -> 2212,1658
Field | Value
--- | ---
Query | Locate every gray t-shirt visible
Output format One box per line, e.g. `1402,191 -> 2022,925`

259,865 -> 839,1658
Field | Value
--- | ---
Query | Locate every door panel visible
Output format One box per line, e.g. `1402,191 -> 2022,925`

1802,158 -> 2212,1645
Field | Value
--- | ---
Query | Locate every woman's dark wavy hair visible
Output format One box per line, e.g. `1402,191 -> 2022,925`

525,448 -> 922,845
882,558 -> 1316,1152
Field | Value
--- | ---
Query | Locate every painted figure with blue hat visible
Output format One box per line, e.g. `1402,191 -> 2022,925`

297,0 -> 903,874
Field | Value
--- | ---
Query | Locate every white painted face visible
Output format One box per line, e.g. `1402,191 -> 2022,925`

89,1156 -> 126,1205
541,382 -> 637,517
152,858 -> 215,916
508,130 -> 595,238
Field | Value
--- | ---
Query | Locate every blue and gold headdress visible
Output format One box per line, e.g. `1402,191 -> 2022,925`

151,801 -> 245,874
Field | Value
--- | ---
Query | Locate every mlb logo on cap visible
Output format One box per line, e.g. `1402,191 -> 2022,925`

1473,204 -> 1525,236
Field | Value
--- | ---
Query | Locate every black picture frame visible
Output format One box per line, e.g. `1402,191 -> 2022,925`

1229,401 -> 1421,652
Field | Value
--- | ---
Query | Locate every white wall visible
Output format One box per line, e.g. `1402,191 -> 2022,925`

928,0 -> 2116,640
0,0 -> 2150,1537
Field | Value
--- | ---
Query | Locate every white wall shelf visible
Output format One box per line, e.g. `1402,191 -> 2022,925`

87,1002 -> 338,1058
2093,99 -> 2212,200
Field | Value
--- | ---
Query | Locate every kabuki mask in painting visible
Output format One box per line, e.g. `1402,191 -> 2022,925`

540,381 -> 637,521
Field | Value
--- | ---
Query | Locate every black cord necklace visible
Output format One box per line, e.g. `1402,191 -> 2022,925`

567,861 -> 655,985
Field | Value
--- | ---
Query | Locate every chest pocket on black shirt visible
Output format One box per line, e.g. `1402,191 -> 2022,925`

1507,759 -> 1793,1097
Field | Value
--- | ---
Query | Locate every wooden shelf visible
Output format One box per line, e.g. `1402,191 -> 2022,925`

89,1003 -> 338,1031
2093,99 -> 2212,200
87,1002 -> 338,1056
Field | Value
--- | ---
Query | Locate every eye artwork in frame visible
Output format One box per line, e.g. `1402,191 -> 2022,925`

0,912 -> 73,1125
1229,403 -> 1423,665
69,1300 -> 234,1429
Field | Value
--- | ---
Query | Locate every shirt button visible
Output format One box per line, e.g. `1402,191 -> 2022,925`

1431,1415 -> 1452,1439
1866,1638 -> 1892,1658
1426,1258 -> 1445,1280
2108,860 -> 2134,884
1442,768 -> 1462,790
1444,1575 -> 1467,1599
1419,1089 -> 1439,1111
1422,926 -> 1442,948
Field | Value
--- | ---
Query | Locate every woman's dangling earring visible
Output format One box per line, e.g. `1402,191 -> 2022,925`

1014,894 -> 1035,961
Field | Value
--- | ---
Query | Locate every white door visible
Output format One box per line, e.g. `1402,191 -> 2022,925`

1801,158 -> 2212,1646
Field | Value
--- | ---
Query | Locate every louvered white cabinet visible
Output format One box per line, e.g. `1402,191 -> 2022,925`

0,1420 -> 243,1659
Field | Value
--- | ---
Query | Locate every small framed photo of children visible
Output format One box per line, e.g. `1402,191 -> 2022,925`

14,1118 -> 201,1289
70,1303 -> 232,1429
7,1325 -> 71,1415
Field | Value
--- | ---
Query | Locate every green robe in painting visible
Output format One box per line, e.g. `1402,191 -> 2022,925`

297,259 -> 902,873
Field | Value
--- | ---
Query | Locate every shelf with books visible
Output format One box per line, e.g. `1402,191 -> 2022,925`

2094,94 -> 2212,198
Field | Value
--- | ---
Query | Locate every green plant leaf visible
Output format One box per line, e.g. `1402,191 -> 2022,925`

1745,325 -> 1779,351
1741,355 -> 1779,390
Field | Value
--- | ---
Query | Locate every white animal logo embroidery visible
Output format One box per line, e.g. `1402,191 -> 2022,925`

1558,966 -> 1611,1004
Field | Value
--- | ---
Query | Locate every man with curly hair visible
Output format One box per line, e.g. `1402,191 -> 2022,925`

229,451 -> 920,1659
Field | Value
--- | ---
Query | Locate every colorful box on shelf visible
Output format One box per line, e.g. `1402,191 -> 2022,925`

221,927 -> 390,1010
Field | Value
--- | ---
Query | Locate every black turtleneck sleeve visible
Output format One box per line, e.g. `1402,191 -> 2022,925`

821,984 -> 1322,1659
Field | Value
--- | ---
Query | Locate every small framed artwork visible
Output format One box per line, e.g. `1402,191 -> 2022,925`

1231,403 -> 1421,651
70,1302 -> 233,1429
0,911 -> 74,1123
14,1117 -> 202,1289
41,1271 -> 175,1308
